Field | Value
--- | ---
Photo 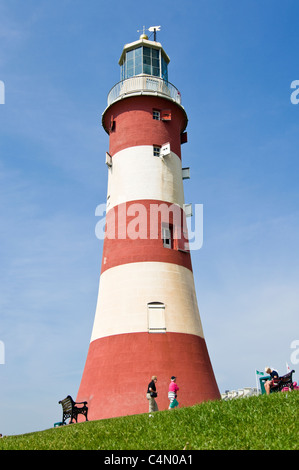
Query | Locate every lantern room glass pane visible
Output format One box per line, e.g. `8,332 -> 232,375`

135,46 -> 142,57
127,58 -> 134,69
135,63 -> 142,75
143,55 -> 151,66
161,55 -> 168,81
127,50 -> 134,60
135,55 -> 142,67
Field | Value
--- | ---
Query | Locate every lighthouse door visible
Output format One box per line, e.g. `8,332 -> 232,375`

147,302 -> 166,333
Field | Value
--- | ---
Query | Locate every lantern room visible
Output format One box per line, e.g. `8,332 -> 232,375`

119,34 -> 170,81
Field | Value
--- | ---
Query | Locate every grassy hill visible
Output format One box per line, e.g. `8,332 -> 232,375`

0,392 -> 298,450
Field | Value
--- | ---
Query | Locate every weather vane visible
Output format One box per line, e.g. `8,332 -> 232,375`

137,25 -> 161,41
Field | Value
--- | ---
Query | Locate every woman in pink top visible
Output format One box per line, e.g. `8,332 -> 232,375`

168,376 -> 179,409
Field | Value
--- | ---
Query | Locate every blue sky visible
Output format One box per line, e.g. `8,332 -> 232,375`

0,0 -> 298,436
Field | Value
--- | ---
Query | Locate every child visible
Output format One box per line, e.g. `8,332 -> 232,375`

168,376 -> 179,409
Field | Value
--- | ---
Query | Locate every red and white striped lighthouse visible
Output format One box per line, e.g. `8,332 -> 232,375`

77,31 -> 220,420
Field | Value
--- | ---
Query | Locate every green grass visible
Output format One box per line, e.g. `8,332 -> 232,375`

1,392 -> 298,450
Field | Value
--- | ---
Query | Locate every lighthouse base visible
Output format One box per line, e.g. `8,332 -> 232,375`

76,332 -> 220,421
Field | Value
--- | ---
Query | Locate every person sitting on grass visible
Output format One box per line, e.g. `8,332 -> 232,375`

264,367 -> 279,395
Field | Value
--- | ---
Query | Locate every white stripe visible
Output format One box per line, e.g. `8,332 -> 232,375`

90,261 -> 204,342
106,146 -> 185,212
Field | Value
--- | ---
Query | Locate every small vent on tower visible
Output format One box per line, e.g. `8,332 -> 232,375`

184,203 -> 193,217
110,116 -> 115,132
160,142 -> 171,157
161,110 -> 171,121
105,152 -> 112,168
182,167 -> 190,180
180,132 -> 188,144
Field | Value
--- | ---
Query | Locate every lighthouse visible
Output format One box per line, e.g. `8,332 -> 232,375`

76,30 -> 220,420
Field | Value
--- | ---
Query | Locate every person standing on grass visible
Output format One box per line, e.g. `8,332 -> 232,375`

168,376 -> 179,409
147,376 -> 158,414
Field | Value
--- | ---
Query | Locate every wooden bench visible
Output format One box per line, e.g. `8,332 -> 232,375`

271,370 -> 295,392
58,395 -> 88,424
260,370 -> 296,394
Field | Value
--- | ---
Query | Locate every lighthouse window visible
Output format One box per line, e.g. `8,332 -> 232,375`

162,225 -> 173,249
153,110 -> 160,120
153,146 -> 161,157
147,302 -> 166,333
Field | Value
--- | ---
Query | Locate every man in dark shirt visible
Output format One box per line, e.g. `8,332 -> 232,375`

146,376 -> 158,413
264,367 -> 279,395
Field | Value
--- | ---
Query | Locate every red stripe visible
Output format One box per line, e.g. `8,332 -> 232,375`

76,332 -> 220,421
100,200 -> 192,274
102,95 -> 188,159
